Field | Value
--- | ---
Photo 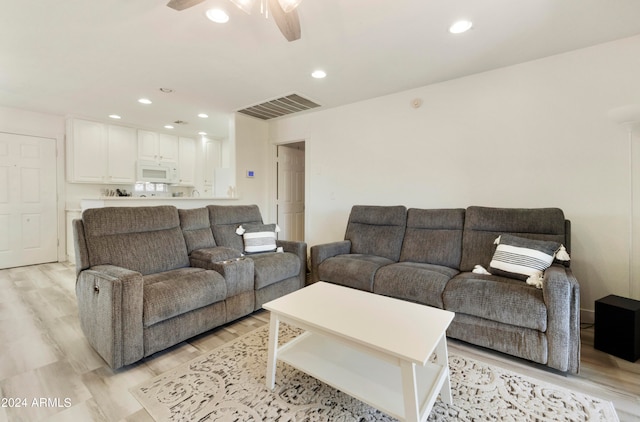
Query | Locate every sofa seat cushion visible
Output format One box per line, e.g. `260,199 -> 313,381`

443,272 -> 547,331
249,251 -> 301,290
143,268 -> 227,327
373,262 -> 458,308
319,254 -> 394,292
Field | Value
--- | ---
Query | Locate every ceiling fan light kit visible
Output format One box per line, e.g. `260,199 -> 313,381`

229,0 -> 255,14
229,0 -> 301,14
167,0 -> 302,42
277,0 -> 302,13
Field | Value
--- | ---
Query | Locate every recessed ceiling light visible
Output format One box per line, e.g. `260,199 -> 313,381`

198,113 -> 209,118
311,70 -> 327,79
108,114 -> 121,119
138,98 -> 152,105
164,125 -> 174,129
206,8 -> 229,23
198,131 -> 207,136
449,20 -> 473,34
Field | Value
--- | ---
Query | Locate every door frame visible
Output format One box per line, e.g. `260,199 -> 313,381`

269,138 -> 310,243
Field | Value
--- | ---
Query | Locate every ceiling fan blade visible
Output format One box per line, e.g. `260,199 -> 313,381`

268,0 -> 301,42
166,0 -> 206,11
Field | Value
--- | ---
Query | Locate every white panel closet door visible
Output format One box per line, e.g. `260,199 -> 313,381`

277,145 -> 305,242
0,132 -> 57,269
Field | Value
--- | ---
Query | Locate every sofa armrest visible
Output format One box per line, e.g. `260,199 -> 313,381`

276,239 -> 307,258
277,240 -> 308,288
543,264 -> 581,373
310,240 -> 352,284
72,219 -> 90,276
76,265 -> 144,369
189,246 -> 242,268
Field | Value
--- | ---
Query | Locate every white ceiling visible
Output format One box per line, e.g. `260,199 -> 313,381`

2,0 -> 640,139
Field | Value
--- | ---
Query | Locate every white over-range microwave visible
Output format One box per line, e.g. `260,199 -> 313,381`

136,160 -> 178,183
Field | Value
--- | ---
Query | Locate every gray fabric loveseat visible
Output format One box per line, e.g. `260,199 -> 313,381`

310,205 -> 580,373
73,205 -> 306,369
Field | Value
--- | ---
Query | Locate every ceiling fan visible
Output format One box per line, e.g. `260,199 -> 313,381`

166,0 -> 302,42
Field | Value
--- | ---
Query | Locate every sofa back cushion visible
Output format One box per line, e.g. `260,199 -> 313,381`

208,205 -> 263,252
459,206 -> 568,272
345,205 -> 407,262
81,206 -> 189,275
400,208 -> 465,269
178,208 -> 216,254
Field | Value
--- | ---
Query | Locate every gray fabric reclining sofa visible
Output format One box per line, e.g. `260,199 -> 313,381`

73,204 -> 306,369
310,205 -> 580,373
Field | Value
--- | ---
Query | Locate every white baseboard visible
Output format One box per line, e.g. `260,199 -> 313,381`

581,308 -> 595,324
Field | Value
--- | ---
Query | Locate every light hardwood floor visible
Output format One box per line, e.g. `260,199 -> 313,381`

0,262 -> 638,421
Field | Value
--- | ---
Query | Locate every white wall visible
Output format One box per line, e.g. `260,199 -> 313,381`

234,113 -> 271,219
0,106 -> 64,138
269,35 -> 640,315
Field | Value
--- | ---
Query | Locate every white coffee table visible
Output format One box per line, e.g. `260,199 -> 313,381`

263,281 -> 455,422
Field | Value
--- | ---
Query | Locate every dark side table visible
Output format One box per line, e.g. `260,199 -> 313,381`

594,294 -> 640,362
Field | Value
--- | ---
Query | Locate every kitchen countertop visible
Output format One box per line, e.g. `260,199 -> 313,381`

81,196 -> 239,210
88,196 -> 235,199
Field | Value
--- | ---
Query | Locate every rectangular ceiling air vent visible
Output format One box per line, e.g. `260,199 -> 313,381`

237,94 -> 321,120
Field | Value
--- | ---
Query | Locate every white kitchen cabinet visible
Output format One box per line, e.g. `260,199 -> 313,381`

159,134 -> 179,163
66,119 -> 136,184
177,137 -> 196,186
137,130 -> 158,162
106,125 -> 137,183
138,130 -> 178,163
67,119 -> 107,183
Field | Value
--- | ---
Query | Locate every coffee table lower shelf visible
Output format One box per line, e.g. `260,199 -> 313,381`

275,331 -> 449,421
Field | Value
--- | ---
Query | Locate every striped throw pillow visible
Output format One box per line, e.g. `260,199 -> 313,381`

488,234 -> 561,283
236,223 -> 279,254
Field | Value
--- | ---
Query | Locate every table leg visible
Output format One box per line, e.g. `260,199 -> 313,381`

266,314 -> 280,389
435,335 -> 452,405
400,360 -> 420,422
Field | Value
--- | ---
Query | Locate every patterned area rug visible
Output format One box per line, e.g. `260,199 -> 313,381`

131,324 -> 619,421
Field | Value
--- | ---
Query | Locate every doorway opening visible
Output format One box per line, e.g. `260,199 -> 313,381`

276,142 -> 305,242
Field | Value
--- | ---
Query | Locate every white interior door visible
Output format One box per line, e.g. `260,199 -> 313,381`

0,132 -> 58,269
277,144 -> 305,241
